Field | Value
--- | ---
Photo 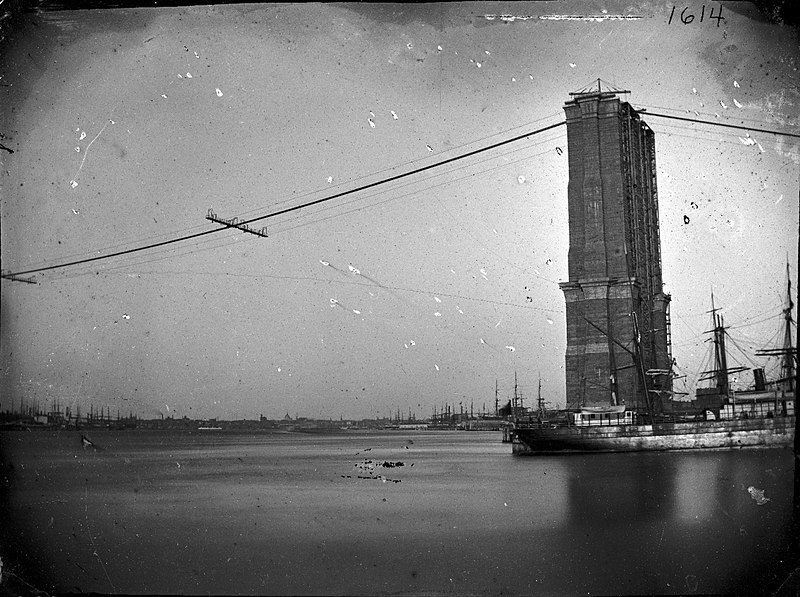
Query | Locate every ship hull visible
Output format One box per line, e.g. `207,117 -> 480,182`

512,416 -> 796,455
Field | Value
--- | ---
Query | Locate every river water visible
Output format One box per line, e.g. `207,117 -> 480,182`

0,429 -> 796,595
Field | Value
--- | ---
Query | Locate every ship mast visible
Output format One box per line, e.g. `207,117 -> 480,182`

699,293 -> 748,394
756,262 -> 796,391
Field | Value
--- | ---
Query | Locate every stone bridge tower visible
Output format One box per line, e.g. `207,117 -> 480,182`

559,81 -> 672,412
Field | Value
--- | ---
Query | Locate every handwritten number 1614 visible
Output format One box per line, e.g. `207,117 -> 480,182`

669,5 -> 725,26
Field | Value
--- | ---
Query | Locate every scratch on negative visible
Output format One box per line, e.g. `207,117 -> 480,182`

538,15 -> 644,21
85,485 -> 117,593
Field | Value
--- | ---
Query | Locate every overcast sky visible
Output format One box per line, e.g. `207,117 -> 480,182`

1,2 -> 798,421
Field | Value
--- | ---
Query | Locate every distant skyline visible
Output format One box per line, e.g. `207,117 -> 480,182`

1,2 -> 798,420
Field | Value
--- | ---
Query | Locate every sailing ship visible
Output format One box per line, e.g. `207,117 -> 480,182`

512,269 -> 796,454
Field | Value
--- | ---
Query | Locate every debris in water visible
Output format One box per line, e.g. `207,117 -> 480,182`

434,364 -> 439,371
719,100 -> 727,109
505,346 -> 515,352
434,312 -> 442,317
518,175 -> 526,184
320,260 -> 330,266
426,144 -> 433,152
348,265 -> 360,274
216,88 -> 223,97
79,131 -> 86,140
733,98 -> 743,108
569,63 -> 576,68
692,87 -> 697,94
327,176 -> 333,183
556,147 -> 563,155
186,72 -> 192,78
368,118 -> 376,128
733,80 -> 740,88
747,486 -> 771,505
391,110 -> 398,120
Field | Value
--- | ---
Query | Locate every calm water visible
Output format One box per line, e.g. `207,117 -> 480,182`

0,429 -> 796,595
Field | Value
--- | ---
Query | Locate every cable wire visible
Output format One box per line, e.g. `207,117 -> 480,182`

2,120 -> 566,279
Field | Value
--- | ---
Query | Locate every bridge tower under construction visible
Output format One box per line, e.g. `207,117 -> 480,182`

558,81 -> 673,411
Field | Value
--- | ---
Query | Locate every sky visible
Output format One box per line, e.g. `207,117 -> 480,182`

1,2 -> 798,421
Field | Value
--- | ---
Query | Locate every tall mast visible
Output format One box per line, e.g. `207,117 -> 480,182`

782,262 -> 795,392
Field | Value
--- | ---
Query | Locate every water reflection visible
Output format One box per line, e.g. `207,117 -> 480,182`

559,449 -> 795,594
0,431 -> 795,596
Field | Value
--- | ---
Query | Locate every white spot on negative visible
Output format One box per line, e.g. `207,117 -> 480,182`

79,131 -> 86,140
122,313 -> 130,320
437,45 -> 443,52
348,265 -> 360,274
162,94 -> 168,99
569,63 -> 576,68
426,144 -> 433,152
319,260 -> 330,266
719,100 -> 727,109
352,309 -> 361,315
327,176 -> 333,183
734,80 -> 740,88
505,346 -> 515,352
70,180 -> 78,189
733,98 -> 743,108
434,297 -> 442,303
518,175 -> 525,184
435,364 -> 439,371
390,110 -> 398,120
75,147 -> 80,152
216,88 -> 224,97
368,118 -> 376,128
434,312 -> 442,317
186,72 -> 192,78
